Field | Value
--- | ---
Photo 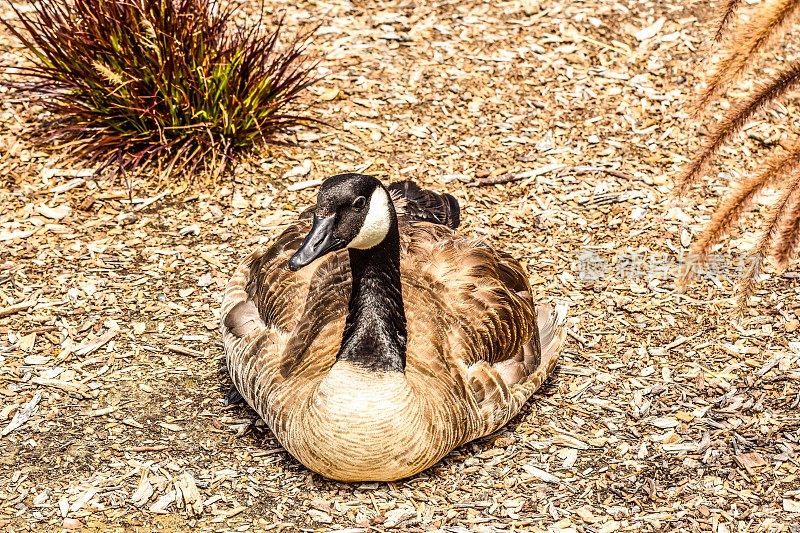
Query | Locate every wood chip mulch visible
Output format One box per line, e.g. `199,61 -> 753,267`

1,0 -> 799,531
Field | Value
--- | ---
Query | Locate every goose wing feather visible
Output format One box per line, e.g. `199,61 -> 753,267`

398,222 -> 565,437
400,225 -> 534,366
220,218 -> 351,416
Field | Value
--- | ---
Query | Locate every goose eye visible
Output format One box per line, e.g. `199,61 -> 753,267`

352,196 -> 366,210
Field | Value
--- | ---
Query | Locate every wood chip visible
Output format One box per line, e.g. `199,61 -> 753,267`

30,378 -> 88,398
165,344 -> 204,358
1,393 -> 41,436
735,452 -> 767,475
73,328 -> 119,356
36,204 -> 71,220
521,464 -> 561,484
0,300 -> 36,317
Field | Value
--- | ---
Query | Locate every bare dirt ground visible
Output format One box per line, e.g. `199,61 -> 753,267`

2,0 -> 800,531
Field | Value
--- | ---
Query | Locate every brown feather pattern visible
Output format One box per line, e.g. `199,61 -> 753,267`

220,209 -> 566,481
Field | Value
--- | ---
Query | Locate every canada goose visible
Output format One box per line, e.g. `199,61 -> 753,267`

220,173 -> 567,482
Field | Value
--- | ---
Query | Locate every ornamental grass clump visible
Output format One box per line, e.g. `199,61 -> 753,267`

2,0 -> 320,177
678,0 -> 800,308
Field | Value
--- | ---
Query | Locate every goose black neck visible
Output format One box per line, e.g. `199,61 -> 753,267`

337,221 -> 407,372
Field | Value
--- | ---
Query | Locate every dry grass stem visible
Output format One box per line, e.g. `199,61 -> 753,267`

714,0 -> 745,42
696,0 -> 800,112
689,140 -> 800,260
679,0 -> 800,307
678,62 -> 800,193
773,172 -> 800,267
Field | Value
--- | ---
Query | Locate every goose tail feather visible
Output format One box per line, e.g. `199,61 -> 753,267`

388,180 -> 461,229
537,303 -> 568,365
529,303 -> 568,387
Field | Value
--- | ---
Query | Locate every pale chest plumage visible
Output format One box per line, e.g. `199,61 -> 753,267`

281,362 -> 441,481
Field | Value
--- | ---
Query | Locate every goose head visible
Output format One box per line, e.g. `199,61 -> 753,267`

288,174 -> 395,271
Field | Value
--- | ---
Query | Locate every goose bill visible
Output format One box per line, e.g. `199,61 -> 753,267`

288,215 -> 344,271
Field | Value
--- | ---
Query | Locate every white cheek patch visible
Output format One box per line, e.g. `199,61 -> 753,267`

348,187 -> 391,250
